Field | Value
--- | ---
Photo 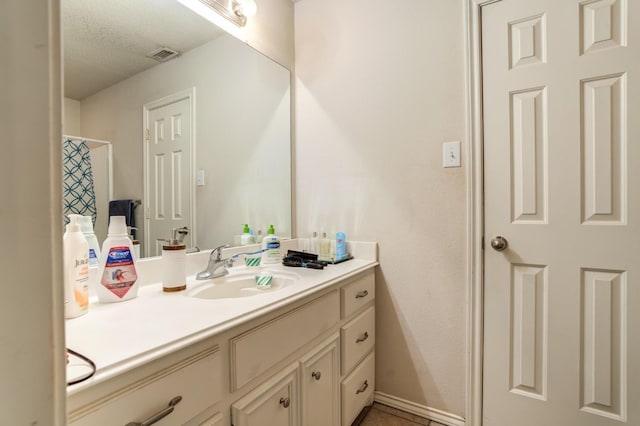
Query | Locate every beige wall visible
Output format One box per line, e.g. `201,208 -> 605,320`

245,0 -> 295,69
1,0 -> 66,424
294,0 -> 467,417
64,97 -> 81,135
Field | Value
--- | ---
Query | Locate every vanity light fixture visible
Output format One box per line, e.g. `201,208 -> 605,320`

194,0 -> 257,27
233,0 -> 258,19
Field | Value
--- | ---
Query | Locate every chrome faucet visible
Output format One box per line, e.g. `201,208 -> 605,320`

196,245 -> 235,280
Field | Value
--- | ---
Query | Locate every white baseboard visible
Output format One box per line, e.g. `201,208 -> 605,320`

374,391 -> 466,426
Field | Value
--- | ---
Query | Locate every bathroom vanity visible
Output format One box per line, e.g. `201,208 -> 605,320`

66,242 -> 377,426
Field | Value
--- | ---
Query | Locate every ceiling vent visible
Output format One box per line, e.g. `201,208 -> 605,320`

146,47 -> 181,62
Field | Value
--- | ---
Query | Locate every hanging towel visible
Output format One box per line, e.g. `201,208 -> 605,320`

108,199 -> 138,239
63,139 -> 97,226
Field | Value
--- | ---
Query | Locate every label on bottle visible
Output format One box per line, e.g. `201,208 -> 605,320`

88,248 -> 99,266
101,246 -> 137,298
73,258 -> 89,312
266,241 -> 280,250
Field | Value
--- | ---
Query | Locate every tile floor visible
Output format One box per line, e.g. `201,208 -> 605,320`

354,403 -> 447,426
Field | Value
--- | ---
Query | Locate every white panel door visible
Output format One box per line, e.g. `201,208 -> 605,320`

145,93 -> 193,257
482,1 -> 638,425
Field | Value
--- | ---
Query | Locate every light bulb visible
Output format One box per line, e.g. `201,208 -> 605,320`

234,0 -> 257,18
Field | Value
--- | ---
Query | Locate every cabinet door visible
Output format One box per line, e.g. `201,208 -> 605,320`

300,335 -> 340,426
231,364 -> 299,426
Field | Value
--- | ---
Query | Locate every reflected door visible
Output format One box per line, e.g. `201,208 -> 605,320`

482,0 -> 639,425
144,90 -> 195,257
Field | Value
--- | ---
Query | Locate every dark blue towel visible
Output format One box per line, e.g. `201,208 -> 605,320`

109,200 -> 139,238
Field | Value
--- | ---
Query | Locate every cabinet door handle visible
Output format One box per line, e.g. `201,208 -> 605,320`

356,380 -> 369,394
125,395 -> 182,426
356,331 -> 369,343
279,397 -> 291,408
312,371 -> 322,381
355,290 -> 369,299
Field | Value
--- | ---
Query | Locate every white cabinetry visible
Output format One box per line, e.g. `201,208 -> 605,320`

300,335 -> 340,426
68,267 -> 376,426
231,363 -> 300,426
68,346 -> 222,426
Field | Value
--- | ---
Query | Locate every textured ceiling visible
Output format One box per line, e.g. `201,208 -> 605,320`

63,0 -> 226,100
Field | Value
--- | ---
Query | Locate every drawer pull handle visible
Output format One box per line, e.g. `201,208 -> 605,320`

279,397 -> 291,408
125,395 -> 182,426
312,371 -> 322,381
356,332 -> 369,343
355,290 -> 369,299
356,380 -> 369,394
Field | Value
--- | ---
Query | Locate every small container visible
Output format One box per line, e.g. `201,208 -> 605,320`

162,229 -> 187,292
244,252 -> 262,267
335,232 -> 347,261
131,240 -> 140,260
255,271 -> 273,289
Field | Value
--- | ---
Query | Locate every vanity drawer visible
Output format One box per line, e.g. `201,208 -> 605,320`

231,290 -> 340,390
341,351 -> 375,426
341,306 -> 375,374
69,347 -> 222,426
341,270 -> 375,318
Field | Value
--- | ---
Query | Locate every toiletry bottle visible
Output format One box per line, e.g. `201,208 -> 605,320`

97,216 -> 139,303
77,215 -> 101,267
335,232 -> 347,261
63,214 -> 89,318
310,231 -> 319,254
261,224 -> 281,264
77,215 -> 101,294
319,228 -> 332,261
162,229 -> 187,292
240,224 -> 252,246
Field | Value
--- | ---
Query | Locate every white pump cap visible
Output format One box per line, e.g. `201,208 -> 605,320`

67,214 -> 82,232
78,215 -> 95,234
108,216 -> 128,236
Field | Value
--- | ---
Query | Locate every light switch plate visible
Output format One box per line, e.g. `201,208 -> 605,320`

443,141 -> 461,168
197,169 -> 205,186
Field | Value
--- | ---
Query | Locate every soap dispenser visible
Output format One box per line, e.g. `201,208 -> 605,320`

261,225 -> 281,264
240,224 -> 252,246
162,228 -> 187,292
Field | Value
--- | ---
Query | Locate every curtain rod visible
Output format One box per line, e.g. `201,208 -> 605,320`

63,134 -> 111,145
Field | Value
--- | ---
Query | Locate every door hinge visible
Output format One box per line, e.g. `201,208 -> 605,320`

145,128 -> 150,142
146,207 -> 150,220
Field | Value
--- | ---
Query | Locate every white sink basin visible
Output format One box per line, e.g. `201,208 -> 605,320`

187,270 -> 300,300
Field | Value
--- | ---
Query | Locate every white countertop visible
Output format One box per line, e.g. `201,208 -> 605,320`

66,250 -> 377,395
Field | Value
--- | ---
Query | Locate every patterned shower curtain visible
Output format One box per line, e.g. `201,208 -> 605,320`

63,138 -> 97,225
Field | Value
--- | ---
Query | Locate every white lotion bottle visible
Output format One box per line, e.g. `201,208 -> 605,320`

97,216 -> 139,303
261,224 -> 281,264
78,215 -> 101,293
63,214 -> 89,318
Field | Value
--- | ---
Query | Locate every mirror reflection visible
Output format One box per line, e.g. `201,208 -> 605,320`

62,0 -> 292,258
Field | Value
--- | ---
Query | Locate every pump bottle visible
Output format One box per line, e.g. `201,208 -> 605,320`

63,214 -> 89,318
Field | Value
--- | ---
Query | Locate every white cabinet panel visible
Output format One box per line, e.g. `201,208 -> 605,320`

300,335 -> 340,426
341,306 -> 375,375
231,364 -> 299,426
341,352 -> 374,426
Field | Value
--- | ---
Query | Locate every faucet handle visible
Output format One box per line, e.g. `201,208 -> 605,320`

211,244 -> 229,260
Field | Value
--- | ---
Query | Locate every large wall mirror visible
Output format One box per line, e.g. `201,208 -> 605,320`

62,0 -> 292,258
